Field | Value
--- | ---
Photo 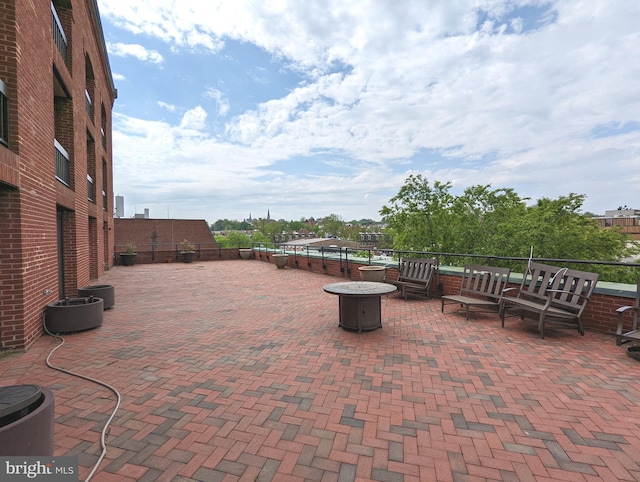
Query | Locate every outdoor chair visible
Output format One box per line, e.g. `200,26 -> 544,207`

441,265 -> 511,320
499,262 -> 598,338
616,278 -> 640,346
387,257 -> 438,300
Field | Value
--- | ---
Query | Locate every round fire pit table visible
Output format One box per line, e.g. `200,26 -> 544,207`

323,281 -> 397,333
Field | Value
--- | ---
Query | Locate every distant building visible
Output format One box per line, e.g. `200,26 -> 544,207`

114,218 -> 219,263
359,233 -> 393,248
595,209 -> 640,241
0,0 -> 117,350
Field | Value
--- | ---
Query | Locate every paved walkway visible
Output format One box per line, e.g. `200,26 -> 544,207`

2,260 -> 640,481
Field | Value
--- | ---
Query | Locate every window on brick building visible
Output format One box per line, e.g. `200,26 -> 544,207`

51,2 -> 68,66
87,130 -> 96,202
101,103 -> 107,150
102,158 -> 108,211
54,70 -> 72,187
85,55 -> 95,122
0,78 -> 8,147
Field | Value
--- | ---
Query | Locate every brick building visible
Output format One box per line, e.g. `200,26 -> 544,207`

0,0 -> 116,350
595,208 -> 640,241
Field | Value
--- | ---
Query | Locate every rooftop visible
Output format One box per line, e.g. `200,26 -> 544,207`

2,260 -> 640,481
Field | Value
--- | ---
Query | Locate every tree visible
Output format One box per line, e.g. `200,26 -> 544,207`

380,175 -> 637,281
319,214 -> 347,239
380,175 -> 455,252
211,219 -> 251,231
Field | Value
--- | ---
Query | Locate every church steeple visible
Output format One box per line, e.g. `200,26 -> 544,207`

267,208 -> 270,220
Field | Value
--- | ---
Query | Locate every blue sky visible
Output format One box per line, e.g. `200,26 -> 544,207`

97,0 -> 640,223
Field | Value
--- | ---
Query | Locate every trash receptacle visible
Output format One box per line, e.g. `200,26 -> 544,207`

0,384 -> 54,456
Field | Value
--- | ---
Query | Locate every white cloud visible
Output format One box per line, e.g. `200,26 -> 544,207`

178,106 -> 208,132
100,0 -> 640,220
204,88 -> 230,117
107,42 -> 164,64
157,101 -> 176,112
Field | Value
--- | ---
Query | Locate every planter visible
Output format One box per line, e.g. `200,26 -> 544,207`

627,345 -> 640,361
273,254 -> 289,269
120,253 -> 137,266
45,297 -> 104,333
78,284 -> 115,310
239,248 -> 253,260
0,384 -> 54,456
181,251 -> 195,263
359,265 -> 386,282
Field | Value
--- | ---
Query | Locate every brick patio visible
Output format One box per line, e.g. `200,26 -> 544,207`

2,260 -> 640,481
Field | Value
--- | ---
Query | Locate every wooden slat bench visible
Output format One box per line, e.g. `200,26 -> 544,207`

616,278 -> 640,345
441,265 -> 511,320
499,262 -> 599,338
387,257 -> 438,300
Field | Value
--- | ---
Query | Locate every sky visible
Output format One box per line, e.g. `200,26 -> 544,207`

97,0 -> 640,223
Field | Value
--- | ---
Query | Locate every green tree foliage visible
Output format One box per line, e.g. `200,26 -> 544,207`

215,230 -> 271,248
211,219 -> 251,231
319,214 -> 348,239
215,231 -> 251,248
380,175 -> 638,282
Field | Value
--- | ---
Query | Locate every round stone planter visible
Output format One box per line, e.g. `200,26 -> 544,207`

0,384 -> 54,456
181,251 -> 195,263
627,345 -> 640,361
239,248 -> 253,260
120,253 -> 137,266
273,254 -> 289,269
78,284 -> 115,310
45,297 -> 104,333
358,266 -> 386,282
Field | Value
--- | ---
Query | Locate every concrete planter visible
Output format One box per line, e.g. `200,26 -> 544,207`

239,249 -> 253,260
120,253 -> 137,266
0,385 -> 54,456
45,297 -> 104,333
273,254 -> 289,269
78,284 -> 115,309
181,252 -> 195,263
358,266 -> 386,282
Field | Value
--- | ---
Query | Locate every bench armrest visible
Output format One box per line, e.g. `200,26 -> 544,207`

617,305 -> 639,314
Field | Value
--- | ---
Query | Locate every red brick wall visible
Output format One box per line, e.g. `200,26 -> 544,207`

0,0 -> 115,351
0,187 -> 26,349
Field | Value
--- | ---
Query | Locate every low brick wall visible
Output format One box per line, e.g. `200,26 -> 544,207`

115,247 -> 240,265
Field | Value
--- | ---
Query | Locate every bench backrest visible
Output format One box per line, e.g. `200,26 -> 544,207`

398,257 -> 438,284
459,264 -> 511,300
518,262 -> 598,315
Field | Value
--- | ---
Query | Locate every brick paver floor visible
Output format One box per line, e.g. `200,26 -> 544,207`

2,260 -> 640,481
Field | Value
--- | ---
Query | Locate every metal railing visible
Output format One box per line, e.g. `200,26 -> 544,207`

51,3 -> 67,65
54,139 -> 70,186
253,243 -> 640,284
